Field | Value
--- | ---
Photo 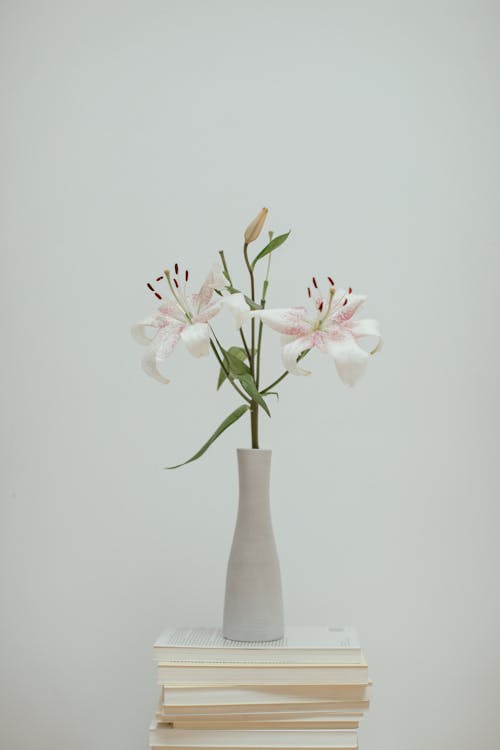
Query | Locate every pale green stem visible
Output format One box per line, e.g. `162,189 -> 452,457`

242,241 -> 259,448
256,255 -> 272,390
261,350 -> 311,394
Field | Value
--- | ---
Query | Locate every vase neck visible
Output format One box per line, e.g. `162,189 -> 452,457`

236,449 -> 272,517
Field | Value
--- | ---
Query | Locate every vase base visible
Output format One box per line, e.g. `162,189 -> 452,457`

222,623 -> 284,643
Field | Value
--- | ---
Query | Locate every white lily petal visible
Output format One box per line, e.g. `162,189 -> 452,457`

195,299 -> 223,324
181,322 -> 211,358
253,307 -> 311,336
137,320 -> 183,383
141,350 -> 171,384
322,335 -> 369,386
347,318 -> 383,354
197,263 -> 226,310
281,334 -> 313,376
211,263 -> 227,291
222,292 -> 250,329
327,290 -> 367,324
131,320 -> 155,345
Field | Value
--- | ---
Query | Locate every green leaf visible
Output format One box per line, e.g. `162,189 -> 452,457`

237,374 -> 271,417
251,231 -> 291,270
225,348 -> 251,376
166,405 -> 250,469
216,366 -> 227,390
216,347 -> 248,390
226,285 -> 262,310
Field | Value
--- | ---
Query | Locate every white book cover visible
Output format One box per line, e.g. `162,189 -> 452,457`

154,626 -> 361,665
157,660 -> 368,687
149,721 -> 358,748
162,683 -> 371,708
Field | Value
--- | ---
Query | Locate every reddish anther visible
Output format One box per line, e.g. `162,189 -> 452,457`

318,301 -> 324,312
154,292 -> 162,300
307,287 -> 311,298
343,298 -> 348,306
174,278 -> 179,288
156,276 -> 163,282
147,283 -> 154,291
312,277 -> 318,289
328,276 -> 335,286
348,286 -> 352,294
174,263 -> 179,275
185,270 -> 189,282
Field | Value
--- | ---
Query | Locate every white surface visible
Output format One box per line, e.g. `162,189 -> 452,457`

0,2 -> 499,749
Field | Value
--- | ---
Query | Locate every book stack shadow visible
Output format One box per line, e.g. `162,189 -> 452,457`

149,627 -> 371,750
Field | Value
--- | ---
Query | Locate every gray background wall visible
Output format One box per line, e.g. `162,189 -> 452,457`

1,1 -> 499,748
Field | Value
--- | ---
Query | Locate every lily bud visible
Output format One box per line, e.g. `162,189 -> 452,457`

244,207 -> 268,244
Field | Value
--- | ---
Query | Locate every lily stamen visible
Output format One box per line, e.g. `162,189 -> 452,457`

320,285 -> 336,322
164,268 -> 190,319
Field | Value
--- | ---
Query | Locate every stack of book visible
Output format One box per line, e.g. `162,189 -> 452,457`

149,626 -> 371,750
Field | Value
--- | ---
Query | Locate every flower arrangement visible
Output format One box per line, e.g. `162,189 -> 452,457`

132,208 -> 382,467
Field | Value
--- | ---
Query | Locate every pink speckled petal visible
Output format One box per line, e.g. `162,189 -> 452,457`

195,299 -> 223,323
196,263 -> 226,312
137,320 -> 184,384
254,307 -> 311,336
327,289 -> 367,324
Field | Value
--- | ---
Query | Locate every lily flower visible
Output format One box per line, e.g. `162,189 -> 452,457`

254,277 -> 382,386
132,262 -> 249,383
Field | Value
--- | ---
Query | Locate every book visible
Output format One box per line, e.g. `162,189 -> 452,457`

161,684 -> 371,710
156,701 -> 363,729
157,718 -> 361,730
158,707 -> 368,720
157,660 -> 368,687
154,627 -> 361,665
156,717 -> 359,731
149,721 -> 358,748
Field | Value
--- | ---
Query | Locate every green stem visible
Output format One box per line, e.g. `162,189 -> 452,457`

256,321 -> 264,389
240,330 -> 252,362
262,350 -> 311,394
256,258 -> 271,390
243,241 -> 259,448
262,369 -> 289,394
218,250 -> 232,285
209,340 -> 251,404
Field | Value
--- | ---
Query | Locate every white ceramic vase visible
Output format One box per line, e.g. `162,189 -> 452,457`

222,448 -> 284,642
